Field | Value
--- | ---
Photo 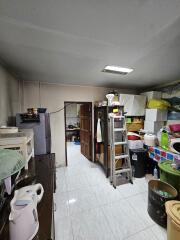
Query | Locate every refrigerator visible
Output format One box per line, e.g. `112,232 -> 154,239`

16,113 -> 51,155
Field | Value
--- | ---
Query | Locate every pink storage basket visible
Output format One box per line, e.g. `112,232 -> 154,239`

169,124 -> 180,132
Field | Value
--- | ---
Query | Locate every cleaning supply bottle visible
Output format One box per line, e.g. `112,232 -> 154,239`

153,166 -> 158,179
161,128 -> 169,150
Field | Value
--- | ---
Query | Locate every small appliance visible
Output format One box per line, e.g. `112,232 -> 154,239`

9,183 -> 44,240
144,133 -> 157,147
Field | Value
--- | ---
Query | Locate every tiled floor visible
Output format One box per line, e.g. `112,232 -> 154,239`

54,142 -> 167,240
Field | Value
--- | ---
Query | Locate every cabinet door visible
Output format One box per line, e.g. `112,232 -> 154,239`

80,103 -> 92,160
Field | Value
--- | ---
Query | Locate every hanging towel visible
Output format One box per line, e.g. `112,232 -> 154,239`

97,118 -> 102,143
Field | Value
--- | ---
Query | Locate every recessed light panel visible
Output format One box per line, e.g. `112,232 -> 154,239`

102,65 -> 134,75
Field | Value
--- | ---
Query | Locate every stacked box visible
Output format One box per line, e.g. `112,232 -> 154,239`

140,91 -> 162,101
144,109 -> 167,134
145,109 -> 167,121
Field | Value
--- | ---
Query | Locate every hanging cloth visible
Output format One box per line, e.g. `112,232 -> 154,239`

97,118 -> 102,143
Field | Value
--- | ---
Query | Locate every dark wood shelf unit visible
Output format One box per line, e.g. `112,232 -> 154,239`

94,106 -> 124,177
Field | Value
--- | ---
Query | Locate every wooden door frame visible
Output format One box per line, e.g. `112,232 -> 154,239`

64,101 -> 92,166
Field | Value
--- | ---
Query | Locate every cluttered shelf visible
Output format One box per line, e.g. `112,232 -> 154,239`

0,153 -> 56,240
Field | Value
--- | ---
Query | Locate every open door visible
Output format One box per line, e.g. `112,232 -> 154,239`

80,103 -> 92,160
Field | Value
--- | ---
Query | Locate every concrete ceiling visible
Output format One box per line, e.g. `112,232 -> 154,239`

0,0 -> 180,89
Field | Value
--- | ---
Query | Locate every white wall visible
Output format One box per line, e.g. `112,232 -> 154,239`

0,65 -> 20,126
22,81 -> 136,166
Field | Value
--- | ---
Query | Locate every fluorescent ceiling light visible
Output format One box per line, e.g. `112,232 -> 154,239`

102,65 -> 134,75
68,198 -> 77,204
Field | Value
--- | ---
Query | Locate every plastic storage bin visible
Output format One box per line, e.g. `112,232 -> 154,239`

148,180 -> 178,227
165,201 -> 180,240
158,161 -> 180,200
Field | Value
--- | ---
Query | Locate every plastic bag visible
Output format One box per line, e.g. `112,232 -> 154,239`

0,149 -> 25,180
147,99 -> 171,109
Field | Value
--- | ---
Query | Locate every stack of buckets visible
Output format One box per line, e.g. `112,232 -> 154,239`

165,201 -> 180,240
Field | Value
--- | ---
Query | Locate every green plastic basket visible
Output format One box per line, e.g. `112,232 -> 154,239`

158,160 -> 180,200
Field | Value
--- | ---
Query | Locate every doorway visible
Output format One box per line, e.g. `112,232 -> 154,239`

64,101 -> 92,166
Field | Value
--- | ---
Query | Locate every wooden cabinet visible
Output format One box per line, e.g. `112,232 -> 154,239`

34,154 -> 56,240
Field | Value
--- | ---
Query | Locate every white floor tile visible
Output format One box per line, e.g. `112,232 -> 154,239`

126,228 -> 157,240
86,170 -> 109,186
55,143 -> 167,240
64,165 -> 88,177
150,225 -> 167,240
66,173 -> 90,191
133,177 -> 148,192
91,183 -> 123,205
56,178 -> 68,193
127,192 -> 155,226
55,215 -> 74,240
54,197 -> 69,218
102,199 -> 147,240
68,187 -> 98,216
71,208 -> 116,240
117,179 -> 146,198
54,191 -> 69,204
56,167 -> 65,178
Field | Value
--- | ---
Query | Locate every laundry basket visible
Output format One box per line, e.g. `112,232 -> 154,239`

148,179 -> 178,227
165,201 -> 180,240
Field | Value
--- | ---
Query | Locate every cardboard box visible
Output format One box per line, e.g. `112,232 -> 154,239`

119,94 -> 146,116
144,120 -> 165,134
100,143 -> 104,153
98,144 -> 123,170
99,153 -> 104,165
99,144 -> 104,165
141,91 -> 162,101
145,109 -> 167,121
128,140 -> 143,149
108,145 -> 123,169
126,122 -> 144,132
